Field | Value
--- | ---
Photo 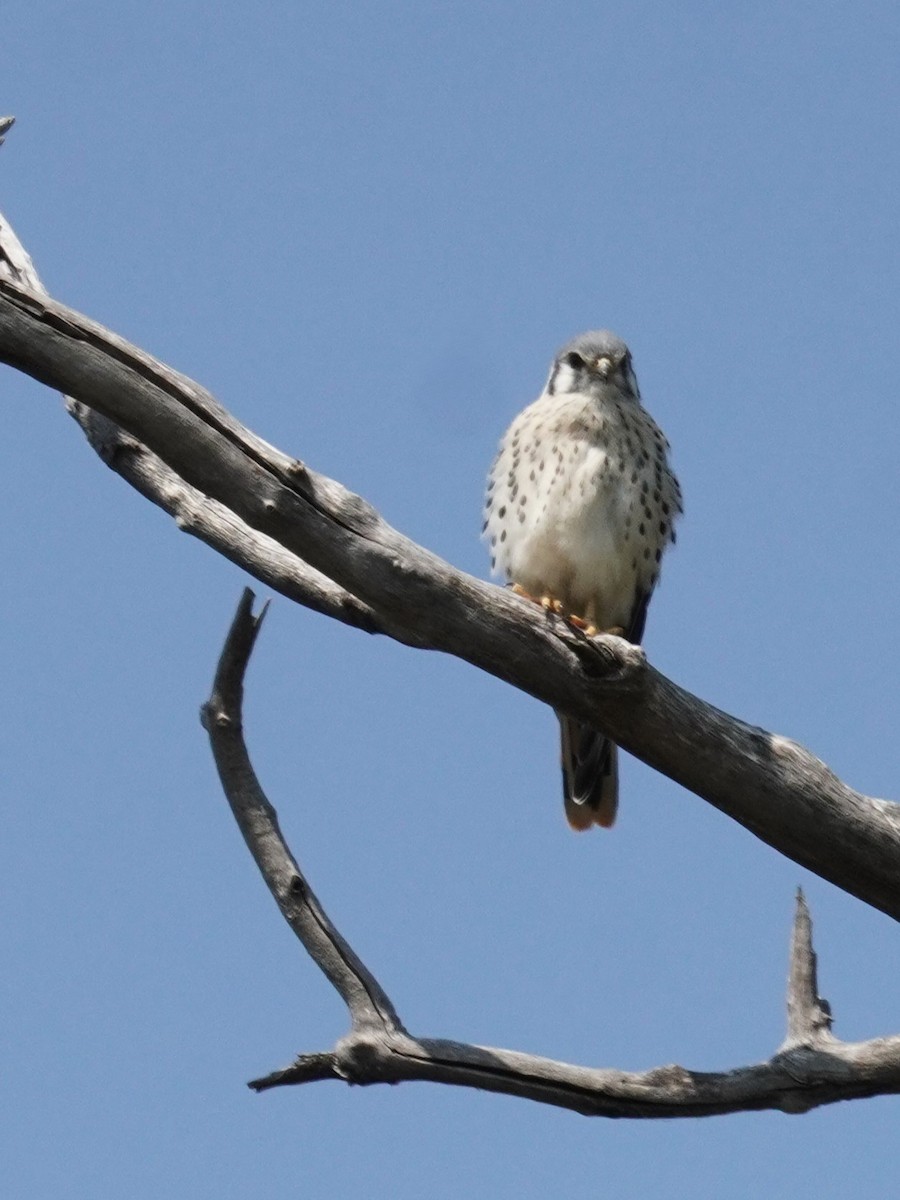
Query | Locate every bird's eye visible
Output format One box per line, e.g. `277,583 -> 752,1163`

565,352 -> 584,370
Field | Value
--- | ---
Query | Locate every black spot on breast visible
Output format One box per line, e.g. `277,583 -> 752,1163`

497,506 -> 506,518
500,530 -> 507,542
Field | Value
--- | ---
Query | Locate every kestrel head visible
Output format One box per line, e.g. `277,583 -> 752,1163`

546,330 -> 640,402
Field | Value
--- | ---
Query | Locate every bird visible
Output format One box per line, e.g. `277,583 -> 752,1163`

483,330 -> 681,830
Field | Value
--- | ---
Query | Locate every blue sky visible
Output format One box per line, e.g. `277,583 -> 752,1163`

3,2 -> 899,1196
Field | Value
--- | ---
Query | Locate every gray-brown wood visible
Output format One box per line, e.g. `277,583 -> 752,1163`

0,203 -> 382,634
210,592 -> 900,1118
201,592 -> 403,1034
782,890 -> 835,1049
4,127 -> 900,1117
0,270 -> 899,919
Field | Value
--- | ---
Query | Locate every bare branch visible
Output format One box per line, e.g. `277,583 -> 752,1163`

0,187 -> 382,635
246,1030 -> 900,1117
206,593 -> 900,1118
65,400 -> 383,633
200,590 -> 404,1034
4,115 -> 899,1115
1,270 -> 899,918
1,138 -> 898,917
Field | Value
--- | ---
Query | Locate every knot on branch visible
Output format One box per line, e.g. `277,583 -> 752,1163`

335,1030 -> 397,1086
199,700 -> 235,733
566,629 -> 646,686
641,1062 -> 695,1090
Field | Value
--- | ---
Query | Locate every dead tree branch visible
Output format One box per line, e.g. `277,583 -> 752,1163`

4,122 -> 900,1117
1,119 -> 899,923
206,592 -> 900,1117
0,262 -> 898,917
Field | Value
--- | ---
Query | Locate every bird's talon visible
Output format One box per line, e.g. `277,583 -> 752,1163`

567,612 -> 596,635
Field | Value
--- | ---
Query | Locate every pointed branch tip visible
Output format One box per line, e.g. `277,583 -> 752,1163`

784,888 -> 833,1047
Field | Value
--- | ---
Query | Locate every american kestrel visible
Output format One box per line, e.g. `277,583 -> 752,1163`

483,330 -> 682,830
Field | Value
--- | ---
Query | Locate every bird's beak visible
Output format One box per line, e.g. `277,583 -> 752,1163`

594,352 -> 626,379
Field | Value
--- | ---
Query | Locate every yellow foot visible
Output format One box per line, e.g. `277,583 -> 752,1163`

570,621 -> 627,638
567,613 -> 599,637
512,584 -> 564,615
510,586 -> 626,639
513,586 -> 602,634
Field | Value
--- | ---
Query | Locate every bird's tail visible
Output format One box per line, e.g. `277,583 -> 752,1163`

557,713 -> 618,831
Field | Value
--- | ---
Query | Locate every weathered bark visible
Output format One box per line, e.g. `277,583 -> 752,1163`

0,270 -> 898,919
206,593 -> 900,1118
4,124 -> 900,1117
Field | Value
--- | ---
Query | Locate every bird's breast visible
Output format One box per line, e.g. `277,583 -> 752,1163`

484,393 -> 678,628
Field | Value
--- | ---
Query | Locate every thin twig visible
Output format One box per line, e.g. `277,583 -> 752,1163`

66,400 -> 383,633
201,589 -> 404,1034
